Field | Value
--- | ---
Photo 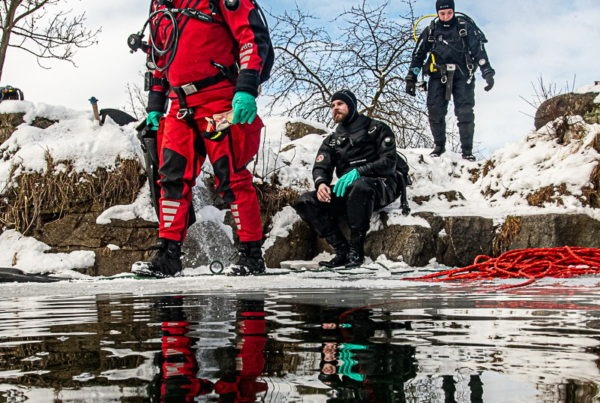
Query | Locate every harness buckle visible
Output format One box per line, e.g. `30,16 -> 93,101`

176,108 -> 194,120
181,83 -> 198,96
446,63 -> 456,72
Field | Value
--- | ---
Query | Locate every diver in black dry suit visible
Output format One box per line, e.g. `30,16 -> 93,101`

293,89 -> 404,268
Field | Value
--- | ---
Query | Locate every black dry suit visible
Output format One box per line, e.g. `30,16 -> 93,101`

294,114 -> 400,245
407,15 -> 494,155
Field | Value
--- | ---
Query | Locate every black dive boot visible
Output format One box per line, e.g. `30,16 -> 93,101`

319,232 -> 350,268
346,232 -> 366,268
228,241 -> 266,276
132,238 -> 183,277
429,145 -> 446,157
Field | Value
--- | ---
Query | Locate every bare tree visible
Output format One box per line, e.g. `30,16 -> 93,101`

264,0 -> 431,148
124,80 -> 147,121
520,74 -> 576,113
0,0 -> 100,81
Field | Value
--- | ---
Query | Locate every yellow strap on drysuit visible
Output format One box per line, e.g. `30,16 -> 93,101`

429,55 -> 438,73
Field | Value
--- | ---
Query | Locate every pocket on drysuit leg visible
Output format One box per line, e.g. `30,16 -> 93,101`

229,117 -> 263,172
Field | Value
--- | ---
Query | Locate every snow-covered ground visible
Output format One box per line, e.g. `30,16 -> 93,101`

0,83 -> 598,291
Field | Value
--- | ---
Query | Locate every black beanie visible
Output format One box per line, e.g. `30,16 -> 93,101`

436,0 -> 455,11
331,89 -> 358,124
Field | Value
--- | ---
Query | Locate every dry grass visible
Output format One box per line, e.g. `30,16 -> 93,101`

526,184 -> 568,207
0,113 -> 24,144
0,154 -> 144,235
492,216 -> 522,255
468,168 -> 480,183
481,160 -> 495,177
255,182 -> 300,229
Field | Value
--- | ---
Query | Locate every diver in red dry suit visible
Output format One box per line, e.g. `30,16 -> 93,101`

135,0 -> 274,277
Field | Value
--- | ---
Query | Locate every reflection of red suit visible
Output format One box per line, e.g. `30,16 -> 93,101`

147,0 -> 272,243
159,320 -> 210,402
214,309 -> 268,402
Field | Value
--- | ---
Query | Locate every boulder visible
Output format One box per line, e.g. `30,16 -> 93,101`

500,214 -> 600,251
285,121 -> 327,140
535,92 -> 599,130
264,221 -> 317,268
37,213 -> 157,276
366,224 -> 434,267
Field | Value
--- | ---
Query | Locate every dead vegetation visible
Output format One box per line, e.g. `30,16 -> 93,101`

481,160 -> 495,177
493,216 -> 522,255
0,154 -> 144,235
255,182 -> 300,229
468,167 -> 480,183
526,184 -> 568,207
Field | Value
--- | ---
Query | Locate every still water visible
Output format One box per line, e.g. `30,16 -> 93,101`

0,285 -> 599,402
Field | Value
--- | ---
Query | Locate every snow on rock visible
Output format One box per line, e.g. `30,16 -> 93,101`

0,230 -> 93,277
480,116 -> 599,211
0,102 -> 142,193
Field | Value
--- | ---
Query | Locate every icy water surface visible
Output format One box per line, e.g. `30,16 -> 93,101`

0,285 -> 599,402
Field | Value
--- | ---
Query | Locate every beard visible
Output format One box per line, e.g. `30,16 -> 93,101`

332,111 -> 347,123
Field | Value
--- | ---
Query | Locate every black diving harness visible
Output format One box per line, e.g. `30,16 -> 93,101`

425,16 -> 476,101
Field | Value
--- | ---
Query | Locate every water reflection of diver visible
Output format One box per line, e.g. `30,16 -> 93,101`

149,296 -> 213,402
317,306 -> 417,402
213,298 -> 268,402
150,297 -> 268,402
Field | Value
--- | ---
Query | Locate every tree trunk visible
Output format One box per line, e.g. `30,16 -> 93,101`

0,0 -> 22,83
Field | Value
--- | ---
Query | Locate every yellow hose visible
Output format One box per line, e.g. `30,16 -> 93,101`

412,14 -> 437,41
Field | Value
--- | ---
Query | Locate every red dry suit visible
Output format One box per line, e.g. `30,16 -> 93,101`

145,0 -> 273,243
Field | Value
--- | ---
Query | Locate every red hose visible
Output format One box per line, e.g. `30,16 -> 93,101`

404,246 -> 600,290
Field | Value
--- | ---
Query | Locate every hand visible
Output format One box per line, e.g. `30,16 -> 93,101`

483,73 -> 495,92
405,79 -> 416,97
316,183 -> 332,203
231,91 -> 257,124
332,169 -> 360,198
146,111 -> 163,131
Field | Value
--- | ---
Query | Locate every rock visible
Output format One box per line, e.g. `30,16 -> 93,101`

285,121 -> 327,140
436,216 -> 494,267
366,224 -> 434,267
264,221 -> 317,268
38,213 -> 157,276
535,92 -> 599,130
501,214 -> 600,251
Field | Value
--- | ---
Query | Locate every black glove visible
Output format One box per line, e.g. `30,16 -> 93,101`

405,78 -> 416,97
483,72 -> 495,92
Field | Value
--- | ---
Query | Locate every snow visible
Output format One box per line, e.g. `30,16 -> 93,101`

0,85 -> 599,295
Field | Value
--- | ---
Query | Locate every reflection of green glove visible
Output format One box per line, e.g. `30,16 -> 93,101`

231,91 -> 257,124
333,169 -> 360,197
337,348 -> 365,382
146,111 -> 163,131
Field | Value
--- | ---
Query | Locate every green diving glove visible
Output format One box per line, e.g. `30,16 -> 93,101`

333,169 -> 360,197
146,111 -> 163,131
231,91 -> 257,124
